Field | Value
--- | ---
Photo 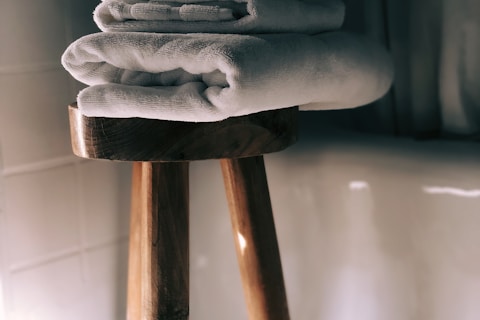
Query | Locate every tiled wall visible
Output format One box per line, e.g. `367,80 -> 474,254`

0,1 -> 131,319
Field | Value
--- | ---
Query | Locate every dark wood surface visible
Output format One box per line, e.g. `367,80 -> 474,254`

68,103 -> 298,161
127,162 -> 189,320
221,156 -> 290,320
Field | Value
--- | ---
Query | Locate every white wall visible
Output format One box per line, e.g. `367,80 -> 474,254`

267,125 -> 480,320
188,124 -> 480,320
0,1 -> 131,319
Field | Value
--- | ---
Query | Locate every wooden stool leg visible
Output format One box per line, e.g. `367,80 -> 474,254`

127,162 -> 143,320
220,156 -> 290,320
127,162 -> 190,320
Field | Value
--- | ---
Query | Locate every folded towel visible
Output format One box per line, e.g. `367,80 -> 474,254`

61,32 -> 393,122
94,0 -> 345,34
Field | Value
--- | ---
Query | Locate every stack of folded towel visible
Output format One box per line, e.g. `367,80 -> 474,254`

62,0 -> 394,122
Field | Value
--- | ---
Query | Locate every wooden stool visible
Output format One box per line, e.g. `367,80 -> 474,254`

68,103 -> 298,320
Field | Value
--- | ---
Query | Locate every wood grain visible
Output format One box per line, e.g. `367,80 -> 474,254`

68,103 -> 298,161
127,162 -> 143,320
127,162 -> 189,320
221,156 -> 290,320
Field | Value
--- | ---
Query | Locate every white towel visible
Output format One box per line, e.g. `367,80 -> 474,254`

61,32 -> 393,122
94,0 -> 345,34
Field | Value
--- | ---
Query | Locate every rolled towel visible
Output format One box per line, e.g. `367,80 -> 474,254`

94,0 -> 345,34
61,32 -> 394,122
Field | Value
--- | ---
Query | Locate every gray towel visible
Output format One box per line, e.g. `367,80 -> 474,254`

61,32 -> 393,122
94,0 -> 345,34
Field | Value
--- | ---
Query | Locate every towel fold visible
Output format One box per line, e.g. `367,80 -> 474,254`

61,31 -> 393,122
94,0 -> 345,34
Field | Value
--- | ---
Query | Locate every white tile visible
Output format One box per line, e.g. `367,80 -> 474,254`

9,255 -> 84,320
0,0 -> 68,69
78,161 -> 131,245
8,241 -> 128,320
0,70 -> 74,168
83,241 -> 129,320
4,165 -> 80,266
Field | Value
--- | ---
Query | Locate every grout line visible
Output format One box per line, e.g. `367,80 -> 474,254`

8,235 -> 129,274
10,246 -> 82,274
2,156 -> 85,178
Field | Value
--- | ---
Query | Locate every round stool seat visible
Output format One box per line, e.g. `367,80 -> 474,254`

68,103 -> 298,162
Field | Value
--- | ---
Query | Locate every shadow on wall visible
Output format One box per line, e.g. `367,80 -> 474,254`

298,0 -> 397,136
326,0 -> 480,138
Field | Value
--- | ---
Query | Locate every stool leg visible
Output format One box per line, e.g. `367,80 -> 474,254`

127,162 -> 189,320
220,156 -> 290,320
127,162 -> 143,320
